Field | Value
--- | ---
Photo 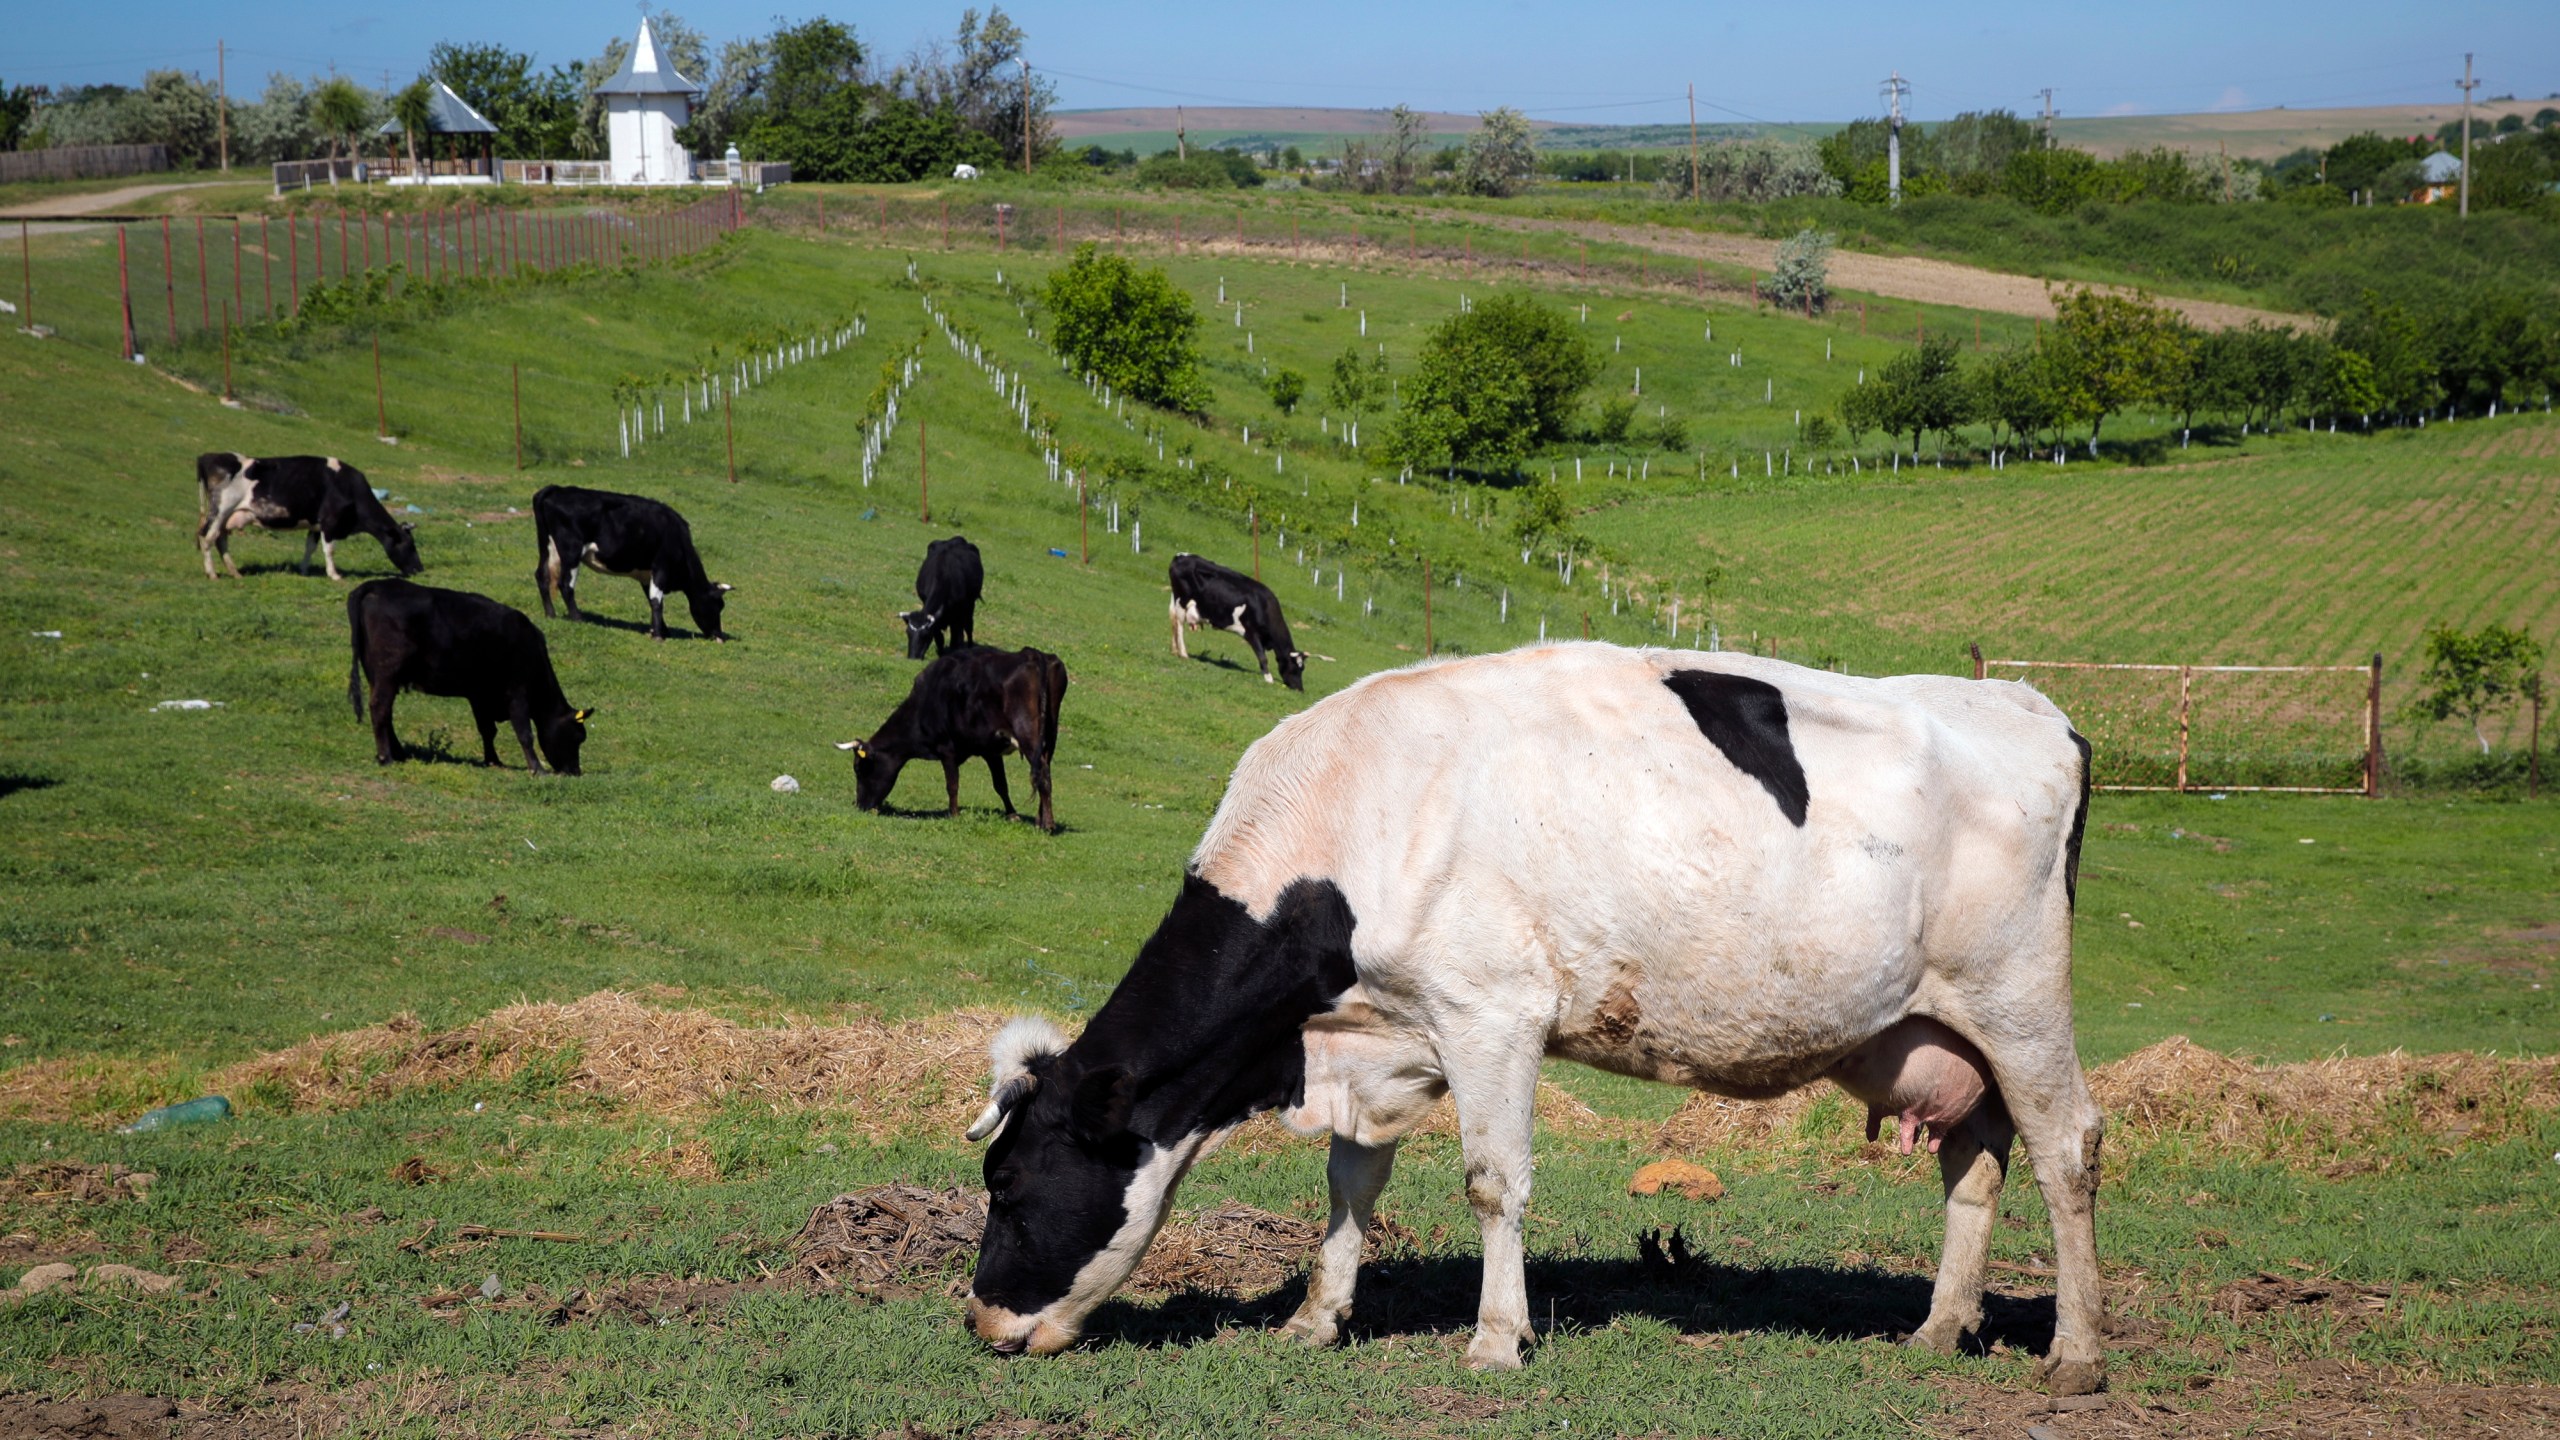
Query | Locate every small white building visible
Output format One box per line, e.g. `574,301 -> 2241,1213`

597,18 -> 702,185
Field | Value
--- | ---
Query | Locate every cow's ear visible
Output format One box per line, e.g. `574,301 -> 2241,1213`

572,707 -> 595,723
1068,1064 -> 1138,1142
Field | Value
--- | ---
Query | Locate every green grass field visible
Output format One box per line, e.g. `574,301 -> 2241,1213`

2,212 -> 2554,1437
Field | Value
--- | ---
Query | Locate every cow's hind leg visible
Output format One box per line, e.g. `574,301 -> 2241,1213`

469,697 -> 506,767
368,681 -> 402,765
1910,1105 -> 2015,1354
982,754 -> 1016,819
942,759 -> 963,818
1977,1026 -> 2106,1394
1442,1023 -> 1545,1370
1283,1137 -> 1397,1347
300,529 -> 320,577
1168,596 -> 1188,658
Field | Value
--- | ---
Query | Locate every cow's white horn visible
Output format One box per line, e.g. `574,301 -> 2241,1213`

965,1096 -> 1011,1142
834,741 -> 862,751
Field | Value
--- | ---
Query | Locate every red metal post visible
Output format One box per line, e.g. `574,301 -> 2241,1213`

261,218 -> 272,317
195,216 -> 210,329
221,303 -> 232,400
161,216 -> 177,344
118,225 -> 134,359
2365,654 -> 2384,797
338,206 -> 349,280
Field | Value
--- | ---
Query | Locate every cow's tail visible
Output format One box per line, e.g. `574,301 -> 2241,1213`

530,492 -> 556,605
1041,653 -> 1068,762
346,590 -> 368,721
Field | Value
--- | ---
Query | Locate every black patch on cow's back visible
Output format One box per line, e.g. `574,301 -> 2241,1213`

1662,670 -> 1810,827
2063,728 -> 2092,910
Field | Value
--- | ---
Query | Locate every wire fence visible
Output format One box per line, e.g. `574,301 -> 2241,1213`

10,191 -> 745,363
1980,653 -> 2383,793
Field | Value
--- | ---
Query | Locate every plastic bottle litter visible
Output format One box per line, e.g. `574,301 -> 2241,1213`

119,1095 -> 232,1133
153,699 -> 222,711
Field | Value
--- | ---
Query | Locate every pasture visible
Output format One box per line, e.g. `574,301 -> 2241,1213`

1,213 -> 2553,1437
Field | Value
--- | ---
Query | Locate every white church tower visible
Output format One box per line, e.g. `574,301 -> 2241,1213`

598,18 -> 702,184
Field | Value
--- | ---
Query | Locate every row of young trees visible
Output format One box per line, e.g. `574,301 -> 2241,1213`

1835,285 -> 2560,458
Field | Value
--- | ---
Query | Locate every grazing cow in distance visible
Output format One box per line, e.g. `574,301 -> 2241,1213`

902,536 -> 983,659
196,452 -> 422,581
531,486 -> 732,642
1168,553 -> 1315,690
837,645 -> 1067,832
959,645 -> 2108,1396
347,579 -> 592,775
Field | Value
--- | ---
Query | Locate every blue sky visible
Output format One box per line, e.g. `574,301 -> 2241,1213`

12,2 -> 2558,125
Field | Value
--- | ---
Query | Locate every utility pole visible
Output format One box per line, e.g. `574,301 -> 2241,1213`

2220,138 -> 2231,202
2037,88 -> 2056,149
1176,105 -> 1187,161
2457,53 -> 2478,218
1882,72 -> 1910,206
1021,60 -> 1033,175
217,40 -> 229,172
1687,84 -> 1701,202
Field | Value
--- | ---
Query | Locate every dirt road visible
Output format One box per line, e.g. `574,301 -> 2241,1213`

0,181 -> 242,224
1487,215 -> 2314,332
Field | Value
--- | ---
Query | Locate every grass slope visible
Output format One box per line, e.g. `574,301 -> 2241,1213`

1,223 -> 2554,1435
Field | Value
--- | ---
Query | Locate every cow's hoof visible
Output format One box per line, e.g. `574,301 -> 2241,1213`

1904,1323 -> 1963,1357
2040,1356 -> 2105,1397
1281,1308 -> 1340,1348
1464,1333 -> 1524,1372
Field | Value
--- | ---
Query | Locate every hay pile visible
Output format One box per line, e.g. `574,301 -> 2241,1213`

1653,1036 -> 2560,1166
1132,1203 -> 1323,1295
794,1185 -> 988,1294
207,991 -> 1010,1138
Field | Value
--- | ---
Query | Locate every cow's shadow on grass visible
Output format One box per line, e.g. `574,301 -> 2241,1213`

866,799 -> 1074,835
0,772 -> 61,800
559,612 -> 713,641
1088,1254 -> 2054,1355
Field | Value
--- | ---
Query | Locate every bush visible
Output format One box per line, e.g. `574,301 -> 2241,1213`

1650,412 -> 1689,452
1041,245 -> 1207,412
1764,228 -> 1833,313
1593,395 -> 1635,444
1136,149 -> 1260,189
1266,368 -> 1305,415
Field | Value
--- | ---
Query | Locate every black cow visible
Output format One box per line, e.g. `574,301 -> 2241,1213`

901,536 -> 983,659
1168,553 -> 1312,691
196,452 -> 423,581
531,485 -> 731,641
347,579 -> 591,775
837,645 -> 1068,832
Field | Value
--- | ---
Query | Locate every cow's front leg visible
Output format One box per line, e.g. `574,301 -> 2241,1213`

510,706 -> 546,775
1284,1137 -> 1397,1347
1910,1106 -> 2015,1354
1444,1029 -> 1544,1370
645,579 -> 667,641
319,531 -> 343,582
942,758 -> 963,817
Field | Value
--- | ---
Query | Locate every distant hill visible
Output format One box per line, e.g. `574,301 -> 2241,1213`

1054,99 -> 2557,161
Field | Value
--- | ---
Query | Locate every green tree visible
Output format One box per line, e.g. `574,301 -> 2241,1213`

1968,347 -> 2062,450
1509,476 -> 1583,556
429,43 -> 580,158
2003,146 -> 2105,215
2045,287 -> 2184,447
1763,227 -> 1833,313
2313,346 -> 2382,419
1390,325 -> 1540,471
2412,623 -> 2545,754
309,77 -> 372,161
389,80 -> 434,178
1420,294 -> 1597,445
1266,368 -> 1305,415
0,79 -> 37,152
136,70 -> 220,168
1867,336 -> 1969,455
1457,106 -> 1536,197
1382,103 -> 1429,195
1041,244 -> 1206,412
1593,394 -> 1635,444
2333,293 -> 2443,420
1327,345 -> 1389,437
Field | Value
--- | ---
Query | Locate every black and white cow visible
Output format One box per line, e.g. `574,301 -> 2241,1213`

347,579 -> 592,775
837,645 -> 1068,833
901,536 -> 984,659
961,644 -> 2107,1396
196,452 -> 423,581
531,485 -> 731,641
1168,553 -> 1311,691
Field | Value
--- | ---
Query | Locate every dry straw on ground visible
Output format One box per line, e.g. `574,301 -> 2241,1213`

1655,1034 -> 2560,1165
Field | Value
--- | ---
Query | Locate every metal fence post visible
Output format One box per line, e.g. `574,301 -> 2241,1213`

2365,653 -> 2384,797
2175,664 -> 2193,792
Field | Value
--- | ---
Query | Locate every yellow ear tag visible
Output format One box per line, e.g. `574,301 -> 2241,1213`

573,708 -> 594,722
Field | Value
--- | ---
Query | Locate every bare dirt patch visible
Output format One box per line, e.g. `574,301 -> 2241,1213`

1928,1371 -> 2560,1439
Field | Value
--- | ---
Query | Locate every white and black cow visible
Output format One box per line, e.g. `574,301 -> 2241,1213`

1168,553 -> 1310,690
837,644 -> 1069,832
961,644 -> 2107,1396
532,485 -> 731,642
347,579 -> 592,775
196,452 -> 423,581
901,536 -> 984,659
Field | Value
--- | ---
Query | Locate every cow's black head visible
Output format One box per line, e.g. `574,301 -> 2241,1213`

1277,649 -> 1307,692
900,608 -> 938,660
387,523 -> 424,577
965,1018 -> 1174,1355
539,706 -> 591,776
841,738 -> 904,811
688,582 -> 733,642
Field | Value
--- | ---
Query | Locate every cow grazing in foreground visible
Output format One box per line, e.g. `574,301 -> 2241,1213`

960,644 -> 2107,1396
347,579 -> 592,775
196,452 -> 422,581
531,486 -> 732,642
1168,553 -> 1313,690
901,536 -> 984,659
837,645 -> 1067,832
